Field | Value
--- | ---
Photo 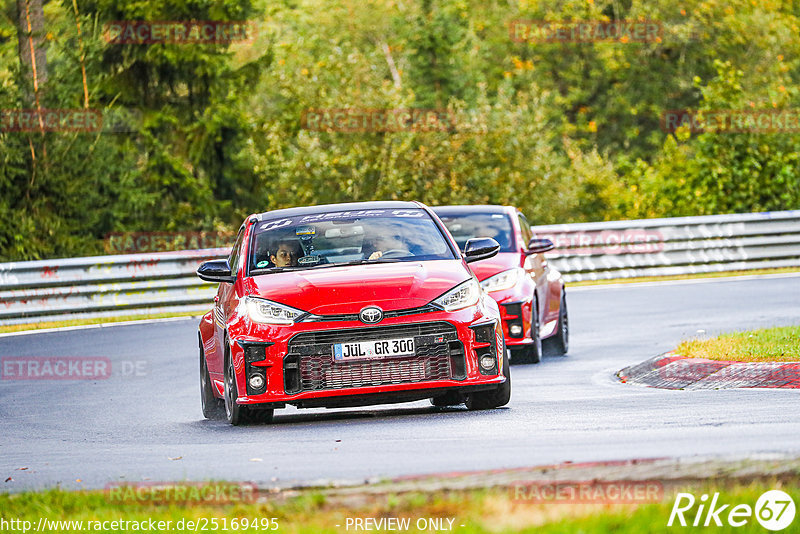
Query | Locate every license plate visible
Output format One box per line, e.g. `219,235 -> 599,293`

333,337 -> 415,361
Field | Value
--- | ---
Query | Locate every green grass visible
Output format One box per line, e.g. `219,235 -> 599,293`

677,325 -> 800,362
1,480 -> 798,533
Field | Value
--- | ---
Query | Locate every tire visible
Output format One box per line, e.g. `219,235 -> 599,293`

223,342 -> 274,425
200,340 -> 224,419
466,339 -> 511,410
544,291 -> 569,356
224,344 -> 261,425
224,350 -> 246,425
510,298 -> 542,364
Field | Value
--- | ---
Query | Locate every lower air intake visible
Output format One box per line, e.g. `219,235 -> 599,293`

284,322 -> 465,393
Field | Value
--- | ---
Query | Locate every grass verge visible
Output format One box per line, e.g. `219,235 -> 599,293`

677,325 -> 800,362
1,480 -> 797,533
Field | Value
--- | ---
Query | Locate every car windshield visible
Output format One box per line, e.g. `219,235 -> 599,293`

436,212 -> 515,253
248,208 -> 456,273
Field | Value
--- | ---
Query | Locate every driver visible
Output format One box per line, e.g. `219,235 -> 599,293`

365,235 -> 408,260
270,239 -> 303,267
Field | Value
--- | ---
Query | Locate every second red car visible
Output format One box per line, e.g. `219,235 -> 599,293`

434,205 -> 568,364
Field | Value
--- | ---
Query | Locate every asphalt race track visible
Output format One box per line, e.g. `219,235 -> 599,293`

2,274 -> 799,492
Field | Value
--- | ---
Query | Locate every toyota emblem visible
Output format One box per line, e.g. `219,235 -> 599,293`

359,306 -> 384,324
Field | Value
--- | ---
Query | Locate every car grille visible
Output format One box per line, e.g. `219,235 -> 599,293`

283,322 -> 466,393
300,304 -> 440,322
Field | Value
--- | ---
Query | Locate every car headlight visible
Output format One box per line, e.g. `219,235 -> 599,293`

245,297 -> 306,325
480,268 -> 522,293
433,279 -> 481,312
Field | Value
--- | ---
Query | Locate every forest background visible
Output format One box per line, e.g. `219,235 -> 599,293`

1,0 -> 798,260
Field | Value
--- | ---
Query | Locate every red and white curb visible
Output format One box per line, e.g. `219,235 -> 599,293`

618,352 -> 800,390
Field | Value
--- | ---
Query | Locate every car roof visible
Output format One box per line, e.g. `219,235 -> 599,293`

432,204 -> 515,216
250,201 -> 424,222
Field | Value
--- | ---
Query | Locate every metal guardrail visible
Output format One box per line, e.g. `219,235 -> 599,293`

532,210 -> 800,282
1,210 -> 799,325
0,249 -> 227,325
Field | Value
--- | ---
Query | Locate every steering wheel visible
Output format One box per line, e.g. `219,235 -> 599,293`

380,249 -> 411,258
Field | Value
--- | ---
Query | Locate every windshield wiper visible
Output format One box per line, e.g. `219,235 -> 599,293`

340,258 -> 402,265
299,258 -> 403,269
251,265 -> 306,273
252,258 -> 402,274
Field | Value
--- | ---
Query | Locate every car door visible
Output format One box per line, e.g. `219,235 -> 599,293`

518,212 -> 549,325
210,226 -> 245,377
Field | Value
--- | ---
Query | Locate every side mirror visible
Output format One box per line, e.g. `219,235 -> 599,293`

463,237 -> 500,263
527,238 -> 555,254
197,259 -> 235,283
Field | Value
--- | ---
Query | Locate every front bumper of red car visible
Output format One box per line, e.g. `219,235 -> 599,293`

488,291 -> 534,347
221,304 -> 506,408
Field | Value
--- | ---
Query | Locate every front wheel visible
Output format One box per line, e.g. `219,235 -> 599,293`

224,346 -> 274,425
466,341 -> 511,410
224,349 -> 259,425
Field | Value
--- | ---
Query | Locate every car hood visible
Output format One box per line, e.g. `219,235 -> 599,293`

244,260 -> 470,315
467,252 -> 522,282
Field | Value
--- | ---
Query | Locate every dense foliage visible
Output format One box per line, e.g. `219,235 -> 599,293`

1,0 -> 799,260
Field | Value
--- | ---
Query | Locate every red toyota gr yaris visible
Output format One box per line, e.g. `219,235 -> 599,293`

433,205 -> 568,364
197,201 -> 509,425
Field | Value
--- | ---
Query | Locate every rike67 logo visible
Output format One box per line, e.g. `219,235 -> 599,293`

669,490 -> 796,531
